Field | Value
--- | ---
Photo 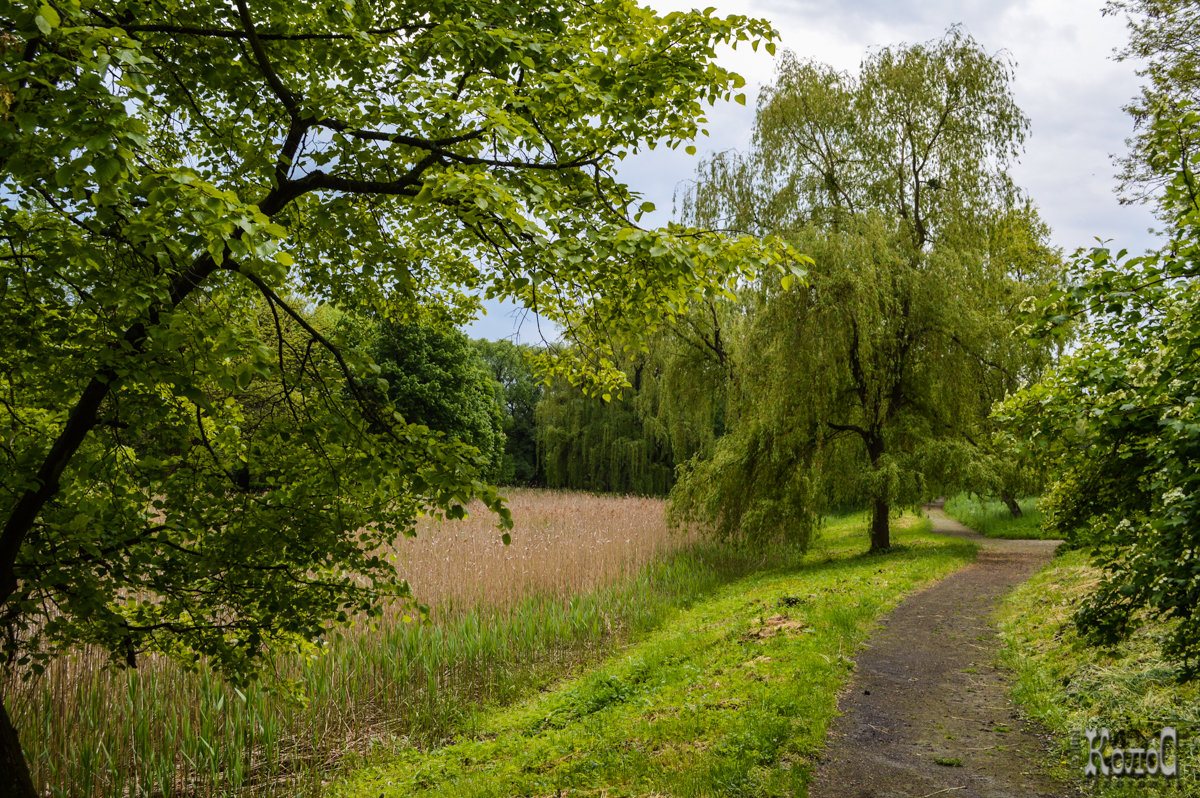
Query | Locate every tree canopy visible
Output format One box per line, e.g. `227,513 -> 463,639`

472,338 -> 544,486
0,1 -> 791,791
670,30 -> 1062,552
373,320 -> 506,481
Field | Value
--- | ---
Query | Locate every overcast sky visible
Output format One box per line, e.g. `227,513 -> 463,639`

465,0 -> 1159,340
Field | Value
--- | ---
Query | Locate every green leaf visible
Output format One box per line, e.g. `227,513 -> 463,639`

39,4 -> 60,29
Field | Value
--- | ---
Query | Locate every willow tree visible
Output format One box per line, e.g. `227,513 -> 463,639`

672,29 -> 1062,552
0,1 -> 792,791
537,349 -> 675,495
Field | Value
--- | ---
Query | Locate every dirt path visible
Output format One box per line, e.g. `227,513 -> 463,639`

808,507 -> 1077,798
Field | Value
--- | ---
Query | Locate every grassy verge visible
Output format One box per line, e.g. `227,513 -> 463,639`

998,549 -> 1200,795
944,494 -> 1053,539
331,512 -> 976,797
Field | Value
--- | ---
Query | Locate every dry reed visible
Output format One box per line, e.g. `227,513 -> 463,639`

3,489 -> 745,798
395,488 -> 690,611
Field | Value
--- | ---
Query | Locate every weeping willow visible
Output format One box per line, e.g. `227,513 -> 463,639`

536,354 -> 675,496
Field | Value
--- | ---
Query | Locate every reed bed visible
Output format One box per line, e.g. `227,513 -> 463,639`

4,489 -> 763,798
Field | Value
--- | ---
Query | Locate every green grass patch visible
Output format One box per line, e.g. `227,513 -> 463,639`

331,512 -> 975,797
998,549 -> 1200,795
944,494 -> 1054,539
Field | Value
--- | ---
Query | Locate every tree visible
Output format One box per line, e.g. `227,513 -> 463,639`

373,320 -> 505,481
0,2 -> 789,791
472,338 -> 543,485
1106,0 -> 1200,210
671,30 -> 1061,552
999,3 -> 1200,675
537,349 -> 675,495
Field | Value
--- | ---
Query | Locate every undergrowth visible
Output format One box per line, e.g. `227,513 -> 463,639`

998,549 -> 1200,795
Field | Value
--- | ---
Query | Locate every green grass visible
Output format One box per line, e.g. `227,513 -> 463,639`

998,549 -> 1200,795
331,513 -> 976,797
943,494 -> 1054,539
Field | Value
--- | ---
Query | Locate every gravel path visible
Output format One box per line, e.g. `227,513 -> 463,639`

808,506 -> 1077,798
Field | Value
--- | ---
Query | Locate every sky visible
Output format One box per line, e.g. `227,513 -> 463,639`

464,0 -> 1159,341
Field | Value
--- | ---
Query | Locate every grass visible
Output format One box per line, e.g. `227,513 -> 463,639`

997,548 -> 1200,795
330,511 -> 976,798
6,490 -> 776,798
943,493 -> 1054,539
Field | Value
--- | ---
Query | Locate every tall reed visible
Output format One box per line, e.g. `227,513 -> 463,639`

4,490 -> 766,797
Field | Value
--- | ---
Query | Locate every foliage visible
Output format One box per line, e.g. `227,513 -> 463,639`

943,494 -> 1051,540
537,350 -> 674,496
0,0 -> 790,790
373,320 -> 505,481
1107,0 -> 1200,212
671,30 -> 1061,552
330,512 -> 971,798
999,105 -> 1200,675
999,0 -> 1200,674
472,339 -> 543,486
998,548 -> 1200,794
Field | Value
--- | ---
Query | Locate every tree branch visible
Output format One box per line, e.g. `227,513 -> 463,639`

233,0 -> 300,117
315,118 -> 601,170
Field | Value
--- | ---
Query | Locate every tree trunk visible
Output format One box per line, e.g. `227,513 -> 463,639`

1000,492 -> 1023,518
870,495 -> 891,552
0,697 -> 36,798
865,432 -> 891,552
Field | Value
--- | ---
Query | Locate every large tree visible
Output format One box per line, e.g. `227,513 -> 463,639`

0,1 -> 789,791
671,30 -> 1061,552
1000,0 -> 1200,676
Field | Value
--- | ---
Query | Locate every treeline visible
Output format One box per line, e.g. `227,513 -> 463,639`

420,29 -> 1063,532
366,319 -> 677,496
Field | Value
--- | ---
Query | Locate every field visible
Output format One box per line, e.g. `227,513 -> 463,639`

5,490 -> 774,798
998,549 -> 1200,795
943,494 -> 1052,539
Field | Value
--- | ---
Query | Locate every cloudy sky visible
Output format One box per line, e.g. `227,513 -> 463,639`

465,0 -> 1159,340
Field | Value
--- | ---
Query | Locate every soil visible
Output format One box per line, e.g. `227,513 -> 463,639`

807,505 -> 1079,798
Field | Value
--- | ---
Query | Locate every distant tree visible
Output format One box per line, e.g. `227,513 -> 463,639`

472,339 -> 543,485
373,321 -> 505,481
671,30 -> 1062,552
537,350 -> 675,496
